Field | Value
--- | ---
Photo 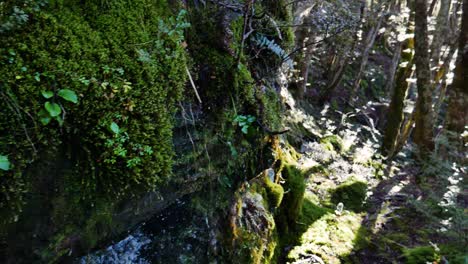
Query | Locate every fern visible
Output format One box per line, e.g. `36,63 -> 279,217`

253,34 -> 293,68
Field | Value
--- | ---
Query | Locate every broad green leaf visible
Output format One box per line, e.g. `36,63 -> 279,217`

44,102 -> 61,117
110,122 -> 120,134
58,89 -> 78,103
41,90 -> 54,99
247,116 -> 256,123
0,155 -> 11,171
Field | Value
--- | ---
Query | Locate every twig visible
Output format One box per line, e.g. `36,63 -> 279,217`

179,102 -> 197,154
236,0 -> 255,66
185,65 -> 202,104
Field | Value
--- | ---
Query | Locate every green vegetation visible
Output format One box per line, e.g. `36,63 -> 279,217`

1,0 -> 466,263
330,179 -> 368,212
403,246 -> 440,264
0,0 -> 189,225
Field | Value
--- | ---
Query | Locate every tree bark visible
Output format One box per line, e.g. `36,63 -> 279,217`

446,0 -> 468,135
413,0 -> 435,153
382,38 -> 415,156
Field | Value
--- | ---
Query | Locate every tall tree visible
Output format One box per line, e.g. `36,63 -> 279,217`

446,0 -> 468,135
382,38 -> 415,157
413,0 -> 435,153
382,6 -> 415,157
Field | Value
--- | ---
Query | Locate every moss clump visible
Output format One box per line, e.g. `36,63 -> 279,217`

330,179 -> 367,212
280,165 -> 306,227
320,135 -> 344,153
264,176 -> 284,209
403,246 -> 440,264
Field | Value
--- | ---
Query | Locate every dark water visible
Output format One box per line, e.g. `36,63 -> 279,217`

80,197 -> 212,264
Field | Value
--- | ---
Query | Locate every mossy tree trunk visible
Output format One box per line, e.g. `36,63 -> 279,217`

382,38 -> 414,156
413,0 -> 435,154
382,7 -> 415,157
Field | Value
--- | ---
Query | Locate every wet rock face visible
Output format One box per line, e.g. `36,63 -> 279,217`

238,192 -> 275,236
80,231 -> 151,264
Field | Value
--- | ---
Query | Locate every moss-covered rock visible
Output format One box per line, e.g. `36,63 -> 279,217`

403,246 -> 440,264
330,178 -> 368,212
229,172 -> 284,264
320,134 -> 345,153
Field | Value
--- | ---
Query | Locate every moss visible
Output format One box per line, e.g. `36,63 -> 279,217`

264,176 -> 284,209
287,210 -> 366,264
320,135 -> 344,153
230,187 -> 278,264
257,86 -> 283,131
403,246 -> 440,264
280,165 -> 306,227
330,179 -> 368,212
0,0 -> 189,224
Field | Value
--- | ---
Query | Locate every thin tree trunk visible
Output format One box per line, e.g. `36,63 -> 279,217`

430,0 -> 452,68
382,37 -> 415,156
393,109 -> 417,157
429,0 -> 439,15
446,0 -> 468,135
433,43 -> 457,117
413,0 -> 435,153
385,43 -> 403,97
350,14 -> 384,102
319,2 -> 366,102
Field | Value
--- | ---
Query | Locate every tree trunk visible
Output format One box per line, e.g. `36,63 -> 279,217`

430,0 -> 451,68
413,0 -> 435,153
446,0 -> 468,135
385,42 -> 403,97
382,38 -> 415,156
349,14 -> 384,102
433,43 -> 457,118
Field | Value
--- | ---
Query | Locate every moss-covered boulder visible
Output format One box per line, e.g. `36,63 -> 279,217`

228,171 -> 285,264
330,178 -> 368,212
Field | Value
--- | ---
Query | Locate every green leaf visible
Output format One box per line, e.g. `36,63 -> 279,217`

241,126 -> 249,134
247,116 -> 256,123
0,155 -> 11,171
55,115 -> 64,126
44,102 -> 61,117
110,122 -> 120,134
38,109 -> 51,125
58,89 -> 78,103
40,116 -> 51,125
41,90 -> 54,99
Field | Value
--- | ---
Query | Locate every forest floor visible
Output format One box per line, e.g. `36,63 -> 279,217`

281,89 -> 467,264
